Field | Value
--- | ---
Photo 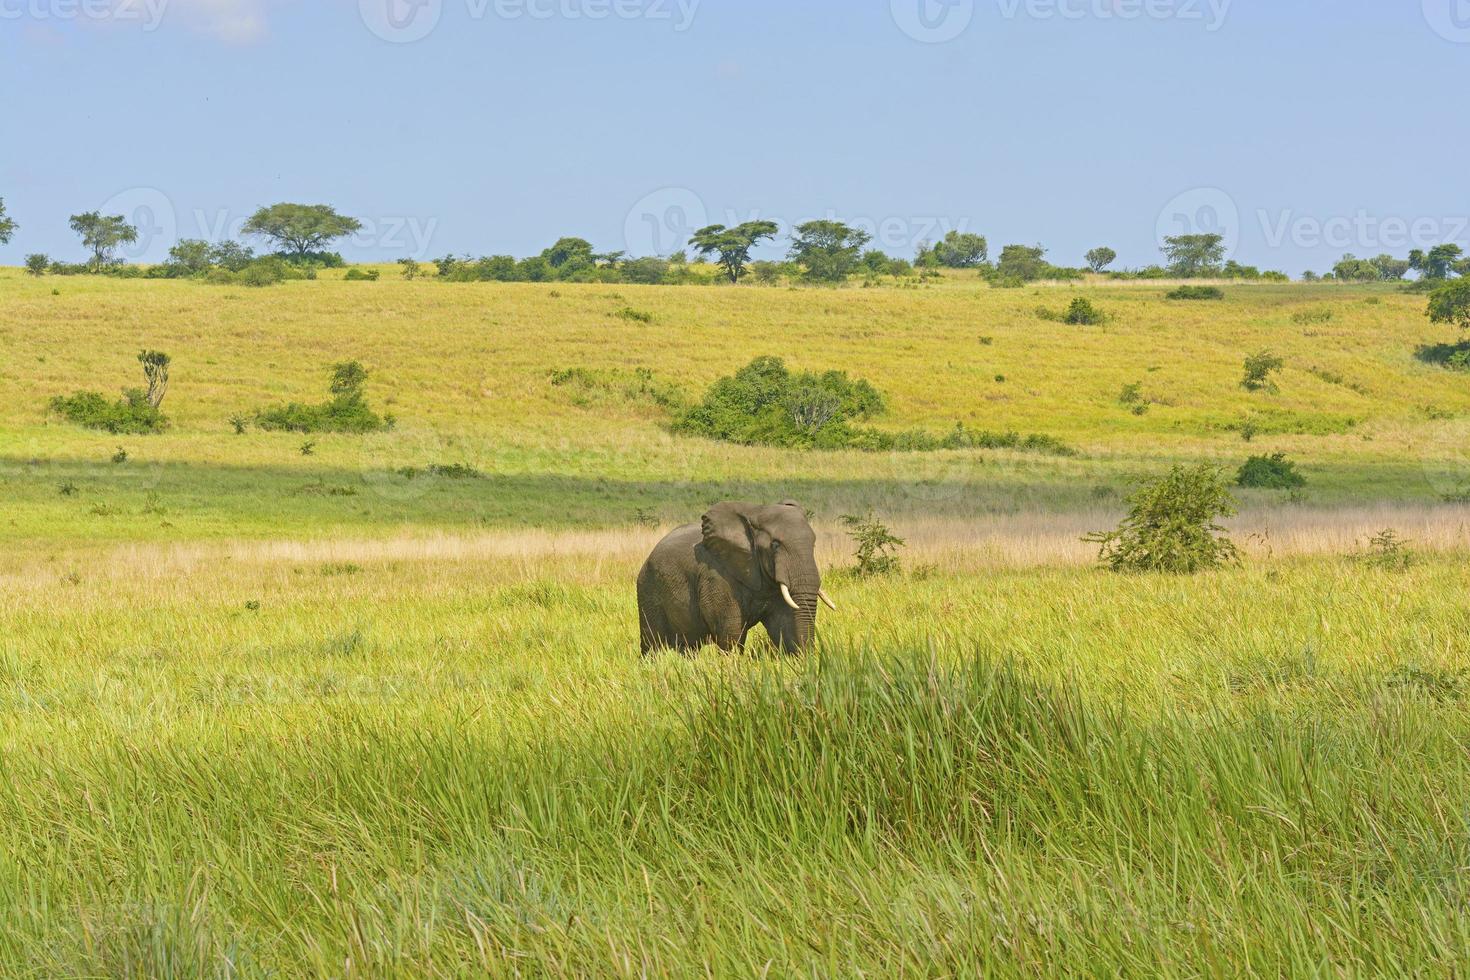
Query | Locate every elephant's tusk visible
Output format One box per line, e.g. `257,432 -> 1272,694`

819,590 -> 837,612
780,584 -> 801,611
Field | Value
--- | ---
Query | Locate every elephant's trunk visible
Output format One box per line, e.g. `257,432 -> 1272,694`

792,590 -> 819,650
783,570 -> 823,651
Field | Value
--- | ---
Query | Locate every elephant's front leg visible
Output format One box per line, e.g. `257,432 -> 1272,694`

698,576 -> 747,653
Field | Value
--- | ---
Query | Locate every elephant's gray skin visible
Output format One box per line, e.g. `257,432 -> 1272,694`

637,501 -> 834,655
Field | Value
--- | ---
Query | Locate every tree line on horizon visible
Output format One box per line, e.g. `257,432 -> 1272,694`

2,196 -> 1468,289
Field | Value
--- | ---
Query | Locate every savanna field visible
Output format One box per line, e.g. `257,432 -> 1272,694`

7,267 -> 1470,975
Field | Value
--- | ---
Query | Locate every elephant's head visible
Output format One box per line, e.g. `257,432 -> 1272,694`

701,501 -> 836,652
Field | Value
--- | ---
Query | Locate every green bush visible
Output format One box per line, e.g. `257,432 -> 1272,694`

343,268 -> 380,281
1166,285 -> 1225,301
674,358 -> 1073,456
840,513 -> 905,577
1085,464 -> 1241,574
254,361 -> 392,434
50,389 -> 168,435
675,357 -> 884,449
1063,297 -> 1107,325
1236,453 -> 1306,489
1241,350 -> 1284,393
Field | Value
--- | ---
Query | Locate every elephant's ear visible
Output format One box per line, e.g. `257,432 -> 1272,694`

702,502 -> 758,584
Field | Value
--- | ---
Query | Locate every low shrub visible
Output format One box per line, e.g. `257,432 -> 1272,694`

1290,307 -> 1334,325
674,356 -> 885,449
548,367 -> 686,412
50,390 -> 168,434
254,361 -> 392,434
343,268 -> 380,282
1241,350 -> 1284,393
675,357 -> 1074,456
1236,453 -> 1306,489
1356,529 -> 1416,571
1085,464 -> 1241,574
1166,285 -> 1224,301
840,513 -> 905,577
1063,297 -> 1107,325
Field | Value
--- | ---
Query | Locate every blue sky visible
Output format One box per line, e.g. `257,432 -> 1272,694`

2,0 -> 1466,274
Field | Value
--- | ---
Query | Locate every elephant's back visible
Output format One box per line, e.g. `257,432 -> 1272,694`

638,523 -> 702,584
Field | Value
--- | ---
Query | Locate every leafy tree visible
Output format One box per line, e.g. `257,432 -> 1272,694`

1241,349 -> 1284,393
996,244 -> 1049,282
1332,254 -> 1381,282
620,256 -> 670,284
1372,254 -> 1411,281
1085,464 -> 1240,574
1428,279 -> 1470,331
242,203 -> 363,261
788,221 -> 872,283
210,241 -> 254,271
689,221 -> 780,284
1161,234 -> 1225,278
932,230 -> 988,268
69,211 -> 139,270
1409,244 -> 1464,281
24,254 -> 47,276
0,198 -> 16,245
167,239 -> 216,276
540,237 -> 596,269
1085,247 -> 1117,273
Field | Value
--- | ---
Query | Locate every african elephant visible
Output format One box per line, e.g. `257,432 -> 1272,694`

637,501 -> 836,655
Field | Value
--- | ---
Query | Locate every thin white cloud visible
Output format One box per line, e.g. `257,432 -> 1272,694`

91,0 -> 270,43
168,0 -> 270,42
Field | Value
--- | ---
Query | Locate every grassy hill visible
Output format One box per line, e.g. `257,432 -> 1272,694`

2,268 -> 1467,547
5,268 -> 1470,974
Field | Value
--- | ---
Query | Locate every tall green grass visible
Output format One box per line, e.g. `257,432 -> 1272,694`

2,555 -> 1468,975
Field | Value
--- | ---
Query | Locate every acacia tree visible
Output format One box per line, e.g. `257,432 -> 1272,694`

788,220 -> 872,283
932,230 -> 988,268
1428,280 -> 1470,331
1162,234 -> 1225,278
242,203 -> 362,261
689,221 -> 780,284
1085,247 -> 1117,273
1410,245 -> 1464,281
69,211 -> 138,270
0,198 -> 16,245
